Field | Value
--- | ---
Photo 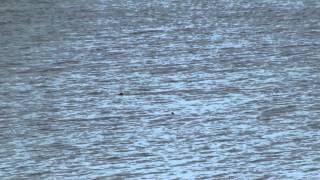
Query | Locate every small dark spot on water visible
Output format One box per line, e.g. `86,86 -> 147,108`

171,112 -> 175,115
118,92 -> 124,96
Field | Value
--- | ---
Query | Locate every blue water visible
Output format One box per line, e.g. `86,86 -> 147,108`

1,0 -> 320,179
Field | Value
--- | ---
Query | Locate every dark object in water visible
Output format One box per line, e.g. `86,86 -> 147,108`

118,92 -> 124,96
171,112 -> 174,115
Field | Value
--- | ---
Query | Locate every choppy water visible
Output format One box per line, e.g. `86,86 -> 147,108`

1,0 -> 320,179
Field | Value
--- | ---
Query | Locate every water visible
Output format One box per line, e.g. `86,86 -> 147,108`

1,0 -> 320,179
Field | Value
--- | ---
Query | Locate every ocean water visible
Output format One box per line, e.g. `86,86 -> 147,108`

0,0 -> 320,179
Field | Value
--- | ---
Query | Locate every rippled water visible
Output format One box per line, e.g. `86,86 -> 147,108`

1,0 -> 320,179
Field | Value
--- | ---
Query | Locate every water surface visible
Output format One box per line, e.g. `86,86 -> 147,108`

1,0 -> 320,179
